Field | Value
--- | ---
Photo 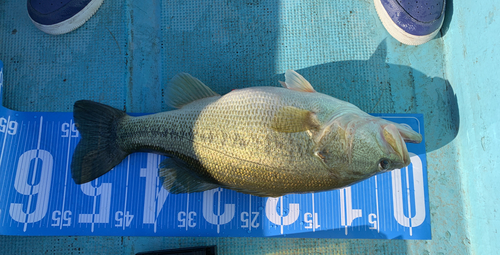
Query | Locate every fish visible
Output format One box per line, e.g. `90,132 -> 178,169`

71,70 -> 422,197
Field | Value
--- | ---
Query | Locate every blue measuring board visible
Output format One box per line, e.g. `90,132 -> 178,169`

0,61 -> 430,239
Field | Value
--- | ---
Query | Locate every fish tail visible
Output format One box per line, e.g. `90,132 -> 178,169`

71,100 -> 129,184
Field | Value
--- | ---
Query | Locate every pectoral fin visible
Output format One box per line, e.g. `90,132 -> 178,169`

159,158 -> 220,194
271,106 -> 320,133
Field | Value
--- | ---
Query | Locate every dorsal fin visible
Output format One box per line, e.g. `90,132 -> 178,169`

166,73 -> 220,108
279,70 -> 316,93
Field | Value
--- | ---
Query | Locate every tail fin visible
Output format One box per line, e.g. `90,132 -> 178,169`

71,100 -> 129,184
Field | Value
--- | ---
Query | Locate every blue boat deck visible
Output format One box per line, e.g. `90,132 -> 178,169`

0,0 -> 499,254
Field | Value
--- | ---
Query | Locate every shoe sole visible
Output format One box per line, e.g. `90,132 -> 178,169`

29,0 -> 105,35
374,0 -> 442,45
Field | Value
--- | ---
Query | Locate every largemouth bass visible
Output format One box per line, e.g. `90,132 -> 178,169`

71,70 -> 422,197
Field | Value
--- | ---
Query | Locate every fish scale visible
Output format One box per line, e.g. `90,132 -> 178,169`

71,70 -> 422,197
116,87 -> 366,196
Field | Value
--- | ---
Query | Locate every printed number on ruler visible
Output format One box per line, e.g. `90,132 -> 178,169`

368,213 -> 377,230
61,122 -> 78,137
115,211 -> 134,227
203,189 -> 235,233
52,210 -> 72,227
141,154 -> 168,228
304,212 -> 320,230
0,117 -> 18,135
241,211 -> 259,229
178,211 -> 197,228
391,153 -> 426,235
78,180 -> 112,232
340,186 -> 362,235
9,149 -> 54,231
266,197 -> 300,234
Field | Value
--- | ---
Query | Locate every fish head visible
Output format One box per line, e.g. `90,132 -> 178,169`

314,115 -> 422,181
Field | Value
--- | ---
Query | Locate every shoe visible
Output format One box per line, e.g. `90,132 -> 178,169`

374,0 -> 446,45
27,0 -> 104,35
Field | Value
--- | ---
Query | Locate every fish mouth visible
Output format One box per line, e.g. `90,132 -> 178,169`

383,124 -> 411,167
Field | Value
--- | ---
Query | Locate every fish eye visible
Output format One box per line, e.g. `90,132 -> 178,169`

378,159 -> 390,171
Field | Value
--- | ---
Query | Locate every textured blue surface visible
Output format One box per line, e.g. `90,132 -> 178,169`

442,0 -> 500,254
0,0 -> 492,253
